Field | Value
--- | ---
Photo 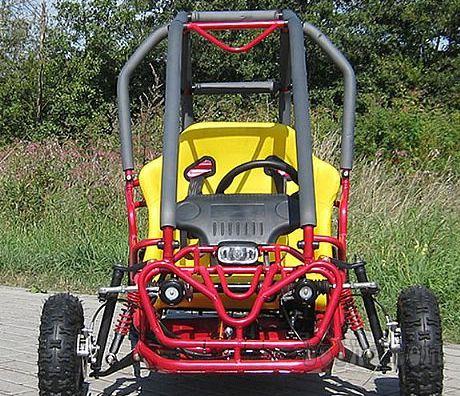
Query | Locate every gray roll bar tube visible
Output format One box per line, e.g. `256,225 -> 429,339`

190,10 -> 280,22
303,23 -> 356,170
117,25 -> 168,171
193,81 -> 279,95
283,10 -> 316,227
160,12 -> 188,228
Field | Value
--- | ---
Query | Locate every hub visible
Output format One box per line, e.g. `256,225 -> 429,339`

159,279 -> 187,306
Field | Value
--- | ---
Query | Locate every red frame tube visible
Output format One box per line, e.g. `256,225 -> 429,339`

187,21 -> 287,30
136,339 -> 340,373
303,225 -> 315,261
124,170 -> 138,258
186,20 -> 286,54
338,174 -> 350,260
216,265 -> 263,300
162,226 -> 175,260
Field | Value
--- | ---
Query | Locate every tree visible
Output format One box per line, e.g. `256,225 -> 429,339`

0,0 -> 458,143
0,1 -> 43,140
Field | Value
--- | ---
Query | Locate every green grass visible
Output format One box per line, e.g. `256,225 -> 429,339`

348,161 -> 460,342
0,140 -> 128,290
0,115 -> 459,342
0,210 -> 126,290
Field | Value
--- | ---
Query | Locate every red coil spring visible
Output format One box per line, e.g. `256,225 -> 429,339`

113,292 -> 138,336
341,289 -> 364,331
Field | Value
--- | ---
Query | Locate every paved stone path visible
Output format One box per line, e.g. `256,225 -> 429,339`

0,285 -> 459,395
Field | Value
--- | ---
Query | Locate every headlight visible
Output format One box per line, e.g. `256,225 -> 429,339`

217,243 -> 259,265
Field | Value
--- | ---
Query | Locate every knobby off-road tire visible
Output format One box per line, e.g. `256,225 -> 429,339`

397,285 -> 443,396
38,293 -> 85,396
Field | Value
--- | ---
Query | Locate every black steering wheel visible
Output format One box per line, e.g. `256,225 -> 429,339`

215,158 -> 299,194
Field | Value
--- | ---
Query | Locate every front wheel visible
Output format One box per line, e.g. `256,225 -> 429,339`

397,285 -> 443,396
38,293 -> 85,396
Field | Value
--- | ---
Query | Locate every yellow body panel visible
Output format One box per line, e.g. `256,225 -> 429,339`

138,122 -> 340,310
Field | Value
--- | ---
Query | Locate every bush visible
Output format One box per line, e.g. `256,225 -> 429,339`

0,140 -> 126,289
356,98 -> 460,173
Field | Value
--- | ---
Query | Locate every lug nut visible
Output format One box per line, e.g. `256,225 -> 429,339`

106,353 -> 117,365
363,348 -> 375,360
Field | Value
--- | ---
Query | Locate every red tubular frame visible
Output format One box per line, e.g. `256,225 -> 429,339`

338,174 -> 350,260
137,260 -> 343,331
119,19 -> 353,374
124,170 -> 138,255
123,166 -> 351,373
133,258 -> 345,373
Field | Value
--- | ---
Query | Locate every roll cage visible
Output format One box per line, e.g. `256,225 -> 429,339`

117,10 -> 356,258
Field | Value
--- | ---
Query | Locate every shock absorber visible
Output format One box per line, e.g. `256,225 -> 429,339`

341,288 -> 374,360
106,292 -> 138,365
92,264 -> 125,372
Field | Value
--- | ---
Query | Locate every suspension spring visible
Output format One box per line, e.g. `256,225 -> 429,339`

113,292 -> 138,336
341,288 -> 364,331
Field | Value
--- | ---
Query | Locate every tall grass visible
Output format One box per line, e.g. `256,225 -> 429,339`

313,127 -> 460,340
0,140 -> 127,289
0,117 -> 459,341
349,161 -> 460,341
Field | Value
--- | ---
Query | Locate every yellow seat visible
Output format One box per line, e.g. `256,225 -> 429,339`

139,122 -> 340,262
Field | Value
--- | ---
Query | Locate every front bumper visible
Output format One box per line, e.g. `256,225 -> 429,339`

133,247 -> 346,373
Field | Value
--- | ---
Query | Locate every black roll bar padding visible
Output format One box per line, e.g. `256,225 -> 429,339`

117,25 -> 169,171
283,9 -> 317,227
278,28 -> 291,125
181,30 -> 194,129
193,81 -> 279,95
190,10 -> 281,22
160,11 -> 188,227
303,23 -> 356,170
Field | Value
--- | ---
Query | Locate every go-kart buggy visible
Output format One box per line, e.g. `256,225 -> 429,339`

38,9 -> 443,395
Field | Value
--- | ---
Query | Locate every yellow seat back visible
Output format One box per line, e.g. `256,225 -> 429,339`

139,122 -> 340,262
